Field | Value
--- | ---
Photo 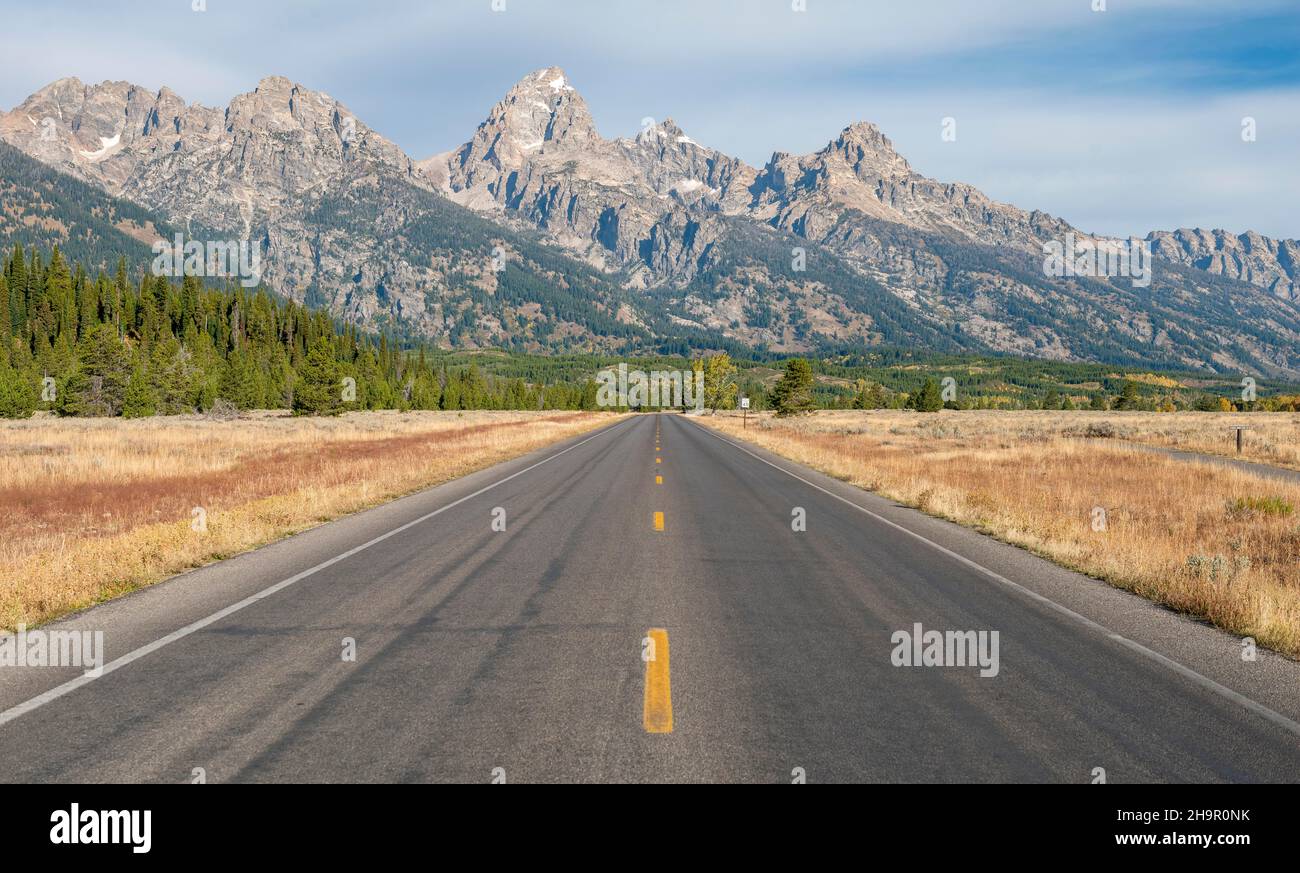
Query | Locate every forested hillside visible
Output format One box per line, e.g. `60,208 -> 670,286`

0,141 -> 182,272
0,245 -> 599,419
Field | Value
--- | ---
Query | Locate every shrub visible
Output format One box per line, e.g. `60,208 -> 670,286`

1229,496 -> 1294,517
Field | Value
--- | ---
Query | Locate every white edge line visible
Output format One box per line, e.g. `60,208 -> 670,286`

0,417 -> 633,729
685,417 -> 1300,740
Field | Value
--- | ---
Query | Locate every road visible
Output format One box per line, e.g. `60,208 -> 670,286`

1,413 -> 1298,783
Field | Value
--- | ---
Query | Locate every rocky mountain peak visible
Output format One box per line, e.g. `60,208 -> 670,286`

442,66 -> 602,193
632,117 -> 690,146
827,121 -> 912,178
232,76 -> 338,126
27,75 -> 85,100
497,66 -> 597,147
255,74 -> 296,92
0,78 -> 178,190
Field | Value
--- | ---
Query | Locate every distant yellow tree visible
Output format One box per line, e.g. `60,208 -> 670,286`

701,353 -> 738,412
1217,397 -> 1235,412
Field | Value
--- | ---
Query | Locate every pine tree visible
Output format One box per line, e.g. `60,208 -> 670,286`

293,336 -> 344,416
0,357 -> 36,419
56,324 -> 130,416
8,244 -> 28,339
771,358 -> 816,417
440,370 -> 463,410
220,347 -> 263,410
1114,379 -> 1141,410
151,339 -> 200,415
910,377 -> 944,412
0,272 -> 10,347
121,366 -> 158,418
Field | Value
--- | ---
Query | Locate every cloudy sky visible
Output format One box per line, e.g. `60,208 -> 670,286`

2,0 -> 1296,238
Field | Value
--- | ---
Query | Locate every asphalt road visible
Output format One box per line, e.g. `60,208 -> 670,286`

2,413 -> 1298,783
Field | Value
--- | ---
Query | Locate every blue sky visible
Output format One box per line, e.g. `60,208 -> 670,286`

2,0 -> 1297,238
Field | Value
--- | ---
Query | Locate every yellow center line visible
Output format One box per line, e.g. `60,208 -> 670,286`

653,511 -> 665,531
643,628 -> 673,733
655,475 -> 663,485
656,457 -> 661,464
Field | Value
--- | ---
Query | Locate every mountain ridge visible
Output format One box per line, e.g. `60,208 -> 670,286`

2,68 -> 1298,375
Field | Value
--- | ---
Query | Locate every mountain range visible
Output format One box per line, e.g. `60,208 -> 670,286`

2,66 -> 1298,374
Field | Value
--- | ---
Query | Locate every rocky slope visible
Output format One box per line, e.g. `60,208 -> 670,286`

0,140 -> 180,272
3,68 -> 1299,375
0,75 -> 659,351
419,67 -> 1300,374
1146,228 -> 1298,302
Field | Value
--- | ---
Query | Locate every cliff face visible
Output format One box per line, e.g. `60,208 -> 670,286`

4,68 -> 1299,375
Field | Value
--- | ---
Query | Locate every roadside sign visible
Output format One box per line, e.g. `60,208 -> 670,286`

740,397 -> 750,409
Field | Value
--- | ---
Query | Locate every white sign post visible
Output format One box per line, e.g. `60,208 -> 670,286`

740,396 -> 750,428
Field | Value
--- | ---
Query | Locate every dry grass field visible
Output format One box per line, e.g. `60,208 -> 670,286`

1050,411 -> 1300,470
0,410 -> 616,630
701,409 -> 1300,657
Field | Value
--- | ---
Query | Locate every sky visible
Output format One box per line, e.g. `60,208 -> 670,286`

1,0 -> 1297,239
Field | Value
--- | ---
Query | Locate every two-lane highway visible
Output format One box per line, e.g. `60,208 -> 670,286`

1,413 -> 1298,782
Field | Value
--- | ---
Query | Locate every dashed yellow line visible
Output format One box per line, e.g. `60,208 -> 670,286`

656,475 -> 663,485
653,511 -> 665,531
643,628 -> 673,733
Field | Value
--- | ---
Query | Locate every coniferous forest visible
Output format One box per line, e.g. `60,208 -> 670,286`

0,246 -> 599,419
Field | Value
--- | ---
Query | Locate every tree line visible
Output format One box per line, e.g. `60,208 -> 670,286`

0,246 -> 602,418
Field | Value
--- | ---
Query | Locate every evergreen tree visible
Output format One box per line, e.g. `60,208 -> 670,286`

0,357 -> 36,419
121,366 -> 158,418
151,339 -> 201,415
910,377 -> 944,412
1114,379 -> 1141,410
0,272 -> 10,346
220,347 -> 263,410
293,336 -> 344,415
771,358 -> 816,417
56,324 -> 130,416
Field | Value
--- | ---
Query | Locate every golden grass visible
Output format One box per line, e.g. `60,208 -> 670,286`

0,410 -> 618,630
701,410 -> 1300,657
966,409 -> 1297,469
1070,410 -> 1300,470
